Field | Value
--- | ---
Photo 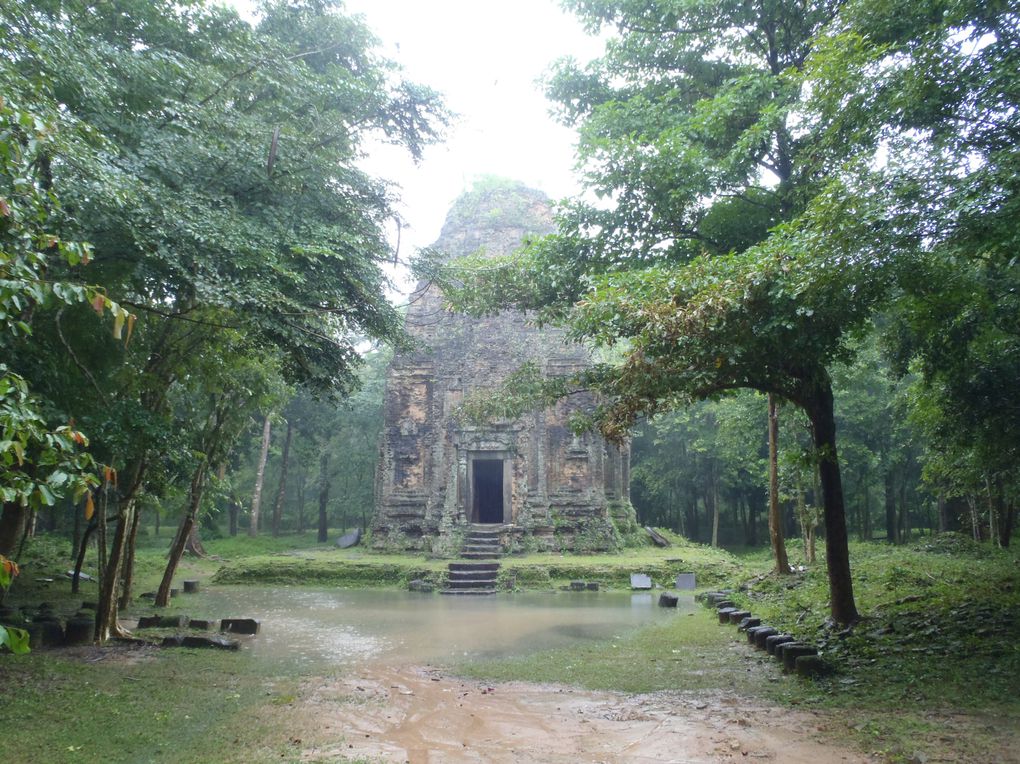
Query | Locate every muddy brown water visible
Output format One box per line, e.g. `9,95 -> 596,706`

183,587 -> 686,668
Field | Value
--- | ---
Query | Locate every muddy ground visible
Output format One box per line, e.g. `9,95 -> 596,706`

287,665 -> 873,763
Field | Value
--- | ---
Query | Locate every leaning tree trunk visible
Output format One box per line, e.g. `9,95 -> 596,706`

768,394 -> 790,575
801,376 -> 859,626
317,451 -> 330,543
249,415 -> 272,537
155,461 -> 208,608
72,522 -> 97,594
95,459 -> 147,642
271,418 -> 292,537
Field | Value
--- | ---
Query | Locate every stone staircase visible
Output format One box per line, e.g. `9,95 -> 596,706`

441,526 -> 502,596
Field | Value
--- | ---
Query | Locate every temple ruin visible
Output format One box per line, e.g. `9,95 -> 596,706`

372,180 -> 636,554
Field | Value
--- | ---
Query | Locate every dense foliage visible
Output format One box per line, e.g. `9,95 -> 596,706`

439,0 -> 1018,622
0,0 -> 446,639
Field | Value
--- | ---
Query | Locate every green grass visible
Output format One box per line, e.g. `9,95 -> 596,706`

0,646 -> 372,763
5,529 -> 1018,763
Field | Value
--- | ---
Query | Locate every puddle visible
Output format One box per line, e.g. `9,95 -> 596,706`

181,587 -> 694,668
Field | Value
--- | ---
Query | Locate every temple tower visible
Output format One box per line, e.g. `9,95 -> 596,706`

372,180 -> 636,554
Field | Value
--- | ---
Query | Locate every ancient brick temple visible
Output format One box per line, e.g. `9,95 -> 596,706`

372,181 -> 636,554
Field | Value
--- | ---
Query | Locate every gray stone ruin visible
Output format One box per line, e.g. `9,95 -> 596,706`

373,181 -> 638,555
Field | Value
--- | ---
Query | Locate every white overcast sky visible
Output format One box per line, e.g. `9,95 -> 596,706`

232,0 -> 604,292
342,1 -> 601,253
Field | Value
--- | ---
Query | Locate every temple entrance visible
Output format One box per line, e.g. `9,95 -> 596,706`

472,459 -> 504,524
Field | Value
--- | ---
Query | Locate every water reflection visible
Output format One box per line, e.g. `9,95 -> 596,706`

183,588 -> 695,668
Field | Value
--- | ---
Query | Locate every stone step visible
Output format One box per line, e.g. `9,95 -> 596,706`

449,562 -> 500,572
461,551 -> 501,560
445,579 -> 497,589
463,544 -> 500,553
440,588 -> 497,596
449,570 -> 498,581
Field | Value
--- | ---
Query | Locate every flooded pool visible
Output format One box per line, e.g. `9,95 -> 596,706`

181,588 -> 694,668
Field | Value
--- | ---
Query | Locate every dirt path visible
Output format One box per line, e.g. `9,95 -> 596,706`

294,665 -> 872,763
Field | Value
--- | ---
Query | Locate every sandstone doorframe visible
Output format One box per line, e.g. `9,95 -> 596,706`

465,450 -> 513,524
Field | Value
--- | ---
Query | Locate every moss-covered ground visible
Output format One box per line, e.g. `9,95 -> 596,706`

1,529 -> 1017,763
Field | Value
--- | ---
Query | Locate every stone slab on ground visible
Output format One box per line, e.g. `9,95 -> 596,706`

630,573 -> 652,590
675,573 -> 696,590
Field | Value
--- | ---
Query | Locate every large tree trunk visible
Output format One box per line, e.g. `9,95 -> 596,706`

801,376 -> 859,626
271,418 -> 292,537
317,451 -> 330,543
767,394 -> 790,574
0,503 -> 29,557
95,459 -> 147,642
155,462 -> 208,608
228,500 -> 239,537
249,415 -> 272,537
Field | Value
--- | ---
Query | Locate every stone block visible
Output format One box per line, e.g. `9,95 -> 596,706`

738,616 -> 761,631
782,644 -> 819,673
137,615 -> 162,629
158,615 -> 190,629
586,582 -> 599,591
754,627 -> 779,649
795,654 -> 830,678
766,634 -> 795,655
630,573 -> 652,590
728,610 -> 751,624
675,573 -> 696,590
717,607 -> 738,624
570,580 -> 587,591
181,635 -> 240,651
658,592 -> 679,608
221,618 -> 260,635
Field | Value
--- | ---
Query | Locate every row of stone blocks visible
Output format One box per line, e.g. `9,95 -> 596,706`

696,591 -> 828,678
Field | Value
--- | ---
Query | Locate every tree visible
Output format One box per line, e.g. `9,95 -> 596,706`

802,0 -> 1019,545
0,93 -> 101,558
249,415 -> 272,538
438,0 -> 889,624
2,0 -> 447,640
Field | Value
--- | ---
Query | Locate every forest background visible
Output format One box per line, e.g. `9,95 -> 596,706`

1,0 -> 1017,638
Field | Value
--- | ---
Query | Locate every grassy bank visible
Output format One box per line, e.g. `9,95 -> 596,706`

456,535 -> 1020,763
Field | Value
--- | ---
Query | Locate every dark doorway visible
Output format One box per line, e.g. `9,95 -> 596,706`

472,459 -> 504,524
